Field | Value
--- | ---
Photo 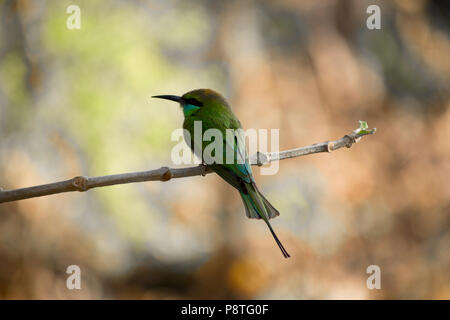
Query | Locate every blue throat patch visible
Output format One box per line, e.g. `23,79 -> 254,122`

183,104 -> 200,117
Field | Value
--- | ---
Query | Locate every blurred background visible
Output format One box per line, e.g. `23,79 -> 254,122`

0,0 -> 449,299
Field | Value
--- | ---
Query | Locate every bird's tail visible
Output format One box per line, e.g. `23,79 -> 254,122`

239,184 -> 290,258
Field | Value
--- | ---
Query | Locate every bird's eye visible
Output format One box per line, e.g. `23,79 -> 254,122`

184,98 -> 203,107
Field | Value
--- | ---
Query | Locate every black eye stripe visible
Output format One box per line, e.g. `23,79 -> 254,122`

184,98 -> 203,107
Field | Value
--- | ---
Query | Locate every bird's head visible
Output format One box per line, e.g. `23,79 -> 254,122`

152,89 -> 230,117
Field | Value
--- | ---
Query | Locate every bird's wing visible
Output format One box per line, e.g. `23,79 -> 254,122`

217,117 -> 254,185
228,129 -> 253,179
210,134 -> 253,191
185,109 -> 255,187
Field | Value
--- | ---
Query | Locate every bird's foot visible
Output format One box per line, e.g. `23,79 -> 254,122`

200,163 -> 208,176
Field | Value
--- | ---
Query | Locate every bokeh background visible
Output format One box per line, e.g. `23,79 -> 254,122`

0,0 -> 449,299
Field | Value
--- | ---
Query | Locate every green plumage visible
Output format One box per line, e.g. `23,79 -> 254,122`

153,89 -> 290,258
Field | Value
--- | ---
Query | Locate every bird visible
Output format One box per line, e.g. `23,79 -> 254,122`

152,89 -> 290,258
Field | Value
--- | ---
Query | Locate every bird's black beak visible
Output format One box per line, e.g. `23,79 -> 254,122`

152,95 -> 183,103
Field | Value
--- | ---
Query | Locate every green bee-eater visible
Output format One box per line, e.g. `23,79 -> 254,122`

153,89 -> 290,258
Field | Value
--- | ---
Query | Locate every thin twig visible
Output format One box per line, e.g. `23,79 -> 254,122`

0,123 -> 375,203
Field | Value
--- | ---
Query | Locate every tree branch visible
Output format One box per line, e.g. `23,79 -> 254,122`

0,122 -> 375,203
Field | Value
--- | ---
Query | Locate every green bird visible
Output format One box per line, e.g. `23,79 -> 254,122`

153,89 -> 290,258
